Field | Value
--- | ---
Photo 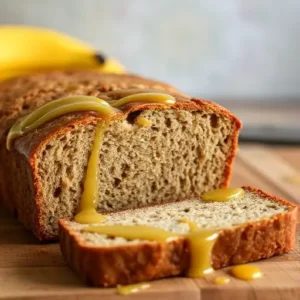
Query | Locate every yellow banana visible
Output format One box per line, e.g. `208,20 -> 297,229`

0,25 -> 125,81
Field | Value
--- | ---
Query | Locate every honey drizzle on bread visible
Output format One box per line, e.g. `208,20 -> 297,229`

6,92 -> 175,150
74,122 -> 108,224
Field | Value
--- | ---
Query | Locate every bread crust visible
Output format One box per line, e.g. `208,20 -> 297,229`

0,71 -> 241,241
58,187 -> 298,287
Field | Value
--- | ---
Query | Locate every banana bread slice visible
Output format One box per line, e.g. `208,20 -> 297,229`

0,71 -> 241,241
59,187 -> 298,287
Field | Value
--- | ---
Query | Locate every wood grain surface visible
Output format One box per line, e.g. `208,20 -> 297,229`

0,145 -> 299,300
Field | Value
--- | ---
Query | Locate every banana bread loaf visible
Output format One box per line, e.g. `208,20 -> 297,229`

0,71 -> 241,241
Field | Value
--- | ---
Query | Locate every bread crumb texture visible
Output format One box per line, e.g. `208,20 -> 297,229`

38,109 -> 235,237
65,190 -> 289,247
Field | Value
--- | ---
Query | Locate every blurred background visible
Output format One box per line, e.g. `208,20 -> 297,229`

0,0 -> 299,143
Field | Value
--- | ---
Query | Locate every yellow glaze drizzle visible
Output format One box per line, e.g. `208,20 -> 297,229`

111,92 -> 175,108
202,188 -> 245,202
117,282 -> 150,295
6,92 -> 176,150
83,224 -> 218,278
177,218 -> 218,276
74,122 -> 108,224
186,229 -> 219,277
6,96 -> 117,150
230,265 -> 262,281
213,276 -> 230,285
135,116 -> 152,127
178,218 -> 198,232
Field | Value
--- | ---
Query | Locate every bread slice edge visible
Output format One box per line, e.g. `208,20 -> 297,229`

58,186 -> 298,287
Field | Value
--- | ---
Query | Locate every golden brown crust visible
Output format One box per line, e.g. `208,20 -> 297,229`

0,71 -> 241,241
0,71 -> 182,137
59,224 -> 189,287
59,187 -> 298,287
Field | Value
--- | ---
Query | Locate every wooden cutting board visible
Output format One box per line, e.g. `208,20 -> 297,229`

1,145 -> 300,300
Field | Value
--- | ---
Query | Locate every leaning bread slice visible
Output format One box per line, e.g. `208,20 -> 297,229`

59,186 -> 298,287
